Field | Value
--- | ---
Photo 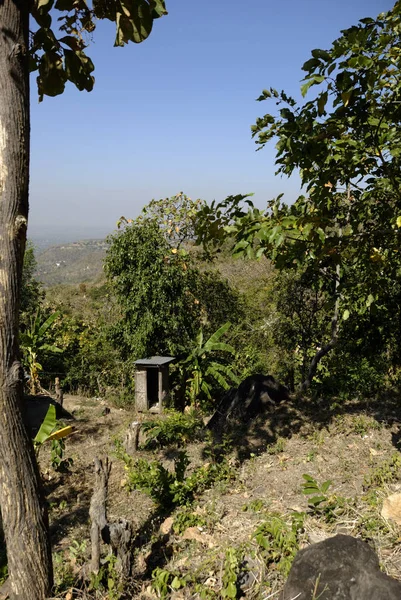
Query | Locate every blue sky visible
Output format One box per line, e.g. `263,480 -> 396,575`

29,0 -> 394,237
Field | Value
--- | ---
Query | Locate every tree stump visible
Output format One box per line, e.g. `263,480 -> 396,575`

89,457 -> 111,574
89,457 -> 133,579
55,377 -> 63,407
124,421 -> 141,455
106,519 -> 133,578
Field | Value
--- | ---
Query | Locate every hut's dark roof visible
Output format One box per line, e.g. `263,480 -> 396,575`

135,356 -> 175,367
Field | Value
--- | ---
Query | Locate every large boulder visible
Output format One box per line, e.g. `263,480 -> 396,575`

206,374 -> 289,439
281,534 -> 401,600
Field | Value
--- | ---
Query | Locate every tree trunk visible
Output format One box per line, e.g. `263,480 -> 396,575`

299,193 -> 348,394
89,458 -> 133,579
90,458 -> 111,574
0,2 -> 53,598
124,421 -> 141,455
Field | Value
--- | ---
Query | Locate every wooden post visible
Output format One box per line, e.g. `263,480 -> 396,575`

55,377 -> 63,407
124,421 -> 141,455
89,457 -> 111,574
158,367 -> 163,413
135,367 -> 148,411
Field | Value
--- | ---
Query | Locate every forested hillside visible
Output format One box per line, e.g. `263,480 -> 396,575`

35,240 -> 108,287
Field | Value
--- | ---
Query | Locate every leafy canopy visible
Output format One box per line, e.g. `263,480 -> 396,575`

106,197 -> 245,363
195,2 -> 401,389
105,217 -> 203,359
198,1 -> 401,319
30,0 -> 168,100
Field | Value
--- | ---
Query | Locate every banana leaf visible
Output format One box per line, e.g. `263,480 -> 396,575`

34,404 -> 57,445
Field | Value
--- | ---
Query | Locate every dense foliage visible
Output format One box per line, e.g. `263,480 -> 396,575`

22,5 -> 401,402
196,2 -> 401,393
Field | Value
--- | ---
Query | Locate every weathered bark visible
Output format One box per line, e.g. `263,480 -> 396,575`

55,377 -> 63,407
124,421 -> 141,455
89,458 -> 133,578
107,519 -> 133,578
0,2 -> 53,598
89,458 -> 111,574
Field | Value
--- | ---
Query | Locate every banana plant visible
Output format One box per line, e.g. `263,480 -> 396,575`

20,311 -> 62,395
34,404 -> 72,459
179,322 -> 239,407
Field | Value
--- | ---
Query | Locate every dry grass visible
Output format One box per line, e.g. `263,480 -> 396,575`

33,392 -> 401,599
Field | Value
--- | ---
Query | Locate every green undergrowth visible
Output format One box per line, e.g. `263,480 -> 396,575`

143,459 -> 401,599
117,447 -> 235,510
141,409 -> 205,449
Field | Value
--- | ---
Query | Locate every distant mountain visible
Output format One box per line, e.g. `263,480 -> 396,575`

35,239 -> 108,287
28,225 -> 114,253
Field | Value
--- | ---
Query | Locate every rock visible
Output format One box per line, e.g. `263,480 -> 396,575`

182,526 -> 214,546
159,516 -> 174,535
381,492 -> 401,525
206,374 -> 290,439
281,534 -> 401,600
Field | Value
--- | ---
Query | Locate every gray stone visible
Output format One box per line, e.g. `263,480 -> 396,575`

206,374 -> 290,439
281,534 -> 401,600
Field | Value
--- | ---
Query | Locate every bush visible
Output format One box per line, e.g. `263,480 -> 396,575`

121,450 -> 235,510
141,409 -> 204,449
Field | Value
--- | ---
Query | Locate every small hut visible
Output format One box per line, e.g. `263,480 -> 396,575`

134,356 -> 175,413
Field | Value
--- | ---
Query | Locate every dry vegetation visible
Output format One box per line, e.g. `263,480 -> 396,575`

29,391 -> 401,600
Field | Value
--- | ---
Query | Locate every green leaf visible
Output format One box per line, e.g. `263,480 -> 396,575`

37,51 -> 67,100
300,75 -> 325,97
308,495 -> 326,506
39,344 -> 63,354
171,576 -> 182,590
64,49 -> 95,92
115,0 -> 154,46
311,48 -> 331,61
302,487 -> 319,495
34,404 -> 57,445
224,581 -> 237,599
55,0 -> 76,9
343,309 -> 350,321
301,58 -> 322,72
341,90 -> 353,107
37,0 -> 54,10
204,322 -> 231,345
38,311 -> 60,337
366,294 -> 375,307
320,480 -> 332,493
149,0 -> 168,18
204,342 -> 235,354
59,36 -> 85,52
317,91 -> 328,116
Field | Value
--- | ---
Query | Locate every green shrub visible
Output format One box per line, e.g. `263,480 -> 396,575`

254,512 -> 304,577
142,409 -> 204,449
121,450 -> 235,510
173,507 -> 207,534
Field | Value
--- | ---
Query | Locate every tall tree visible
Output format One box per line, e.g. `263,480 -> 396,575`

105,211 -> 244,362
197,2 -> 401,390
0,2 -> 167,598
